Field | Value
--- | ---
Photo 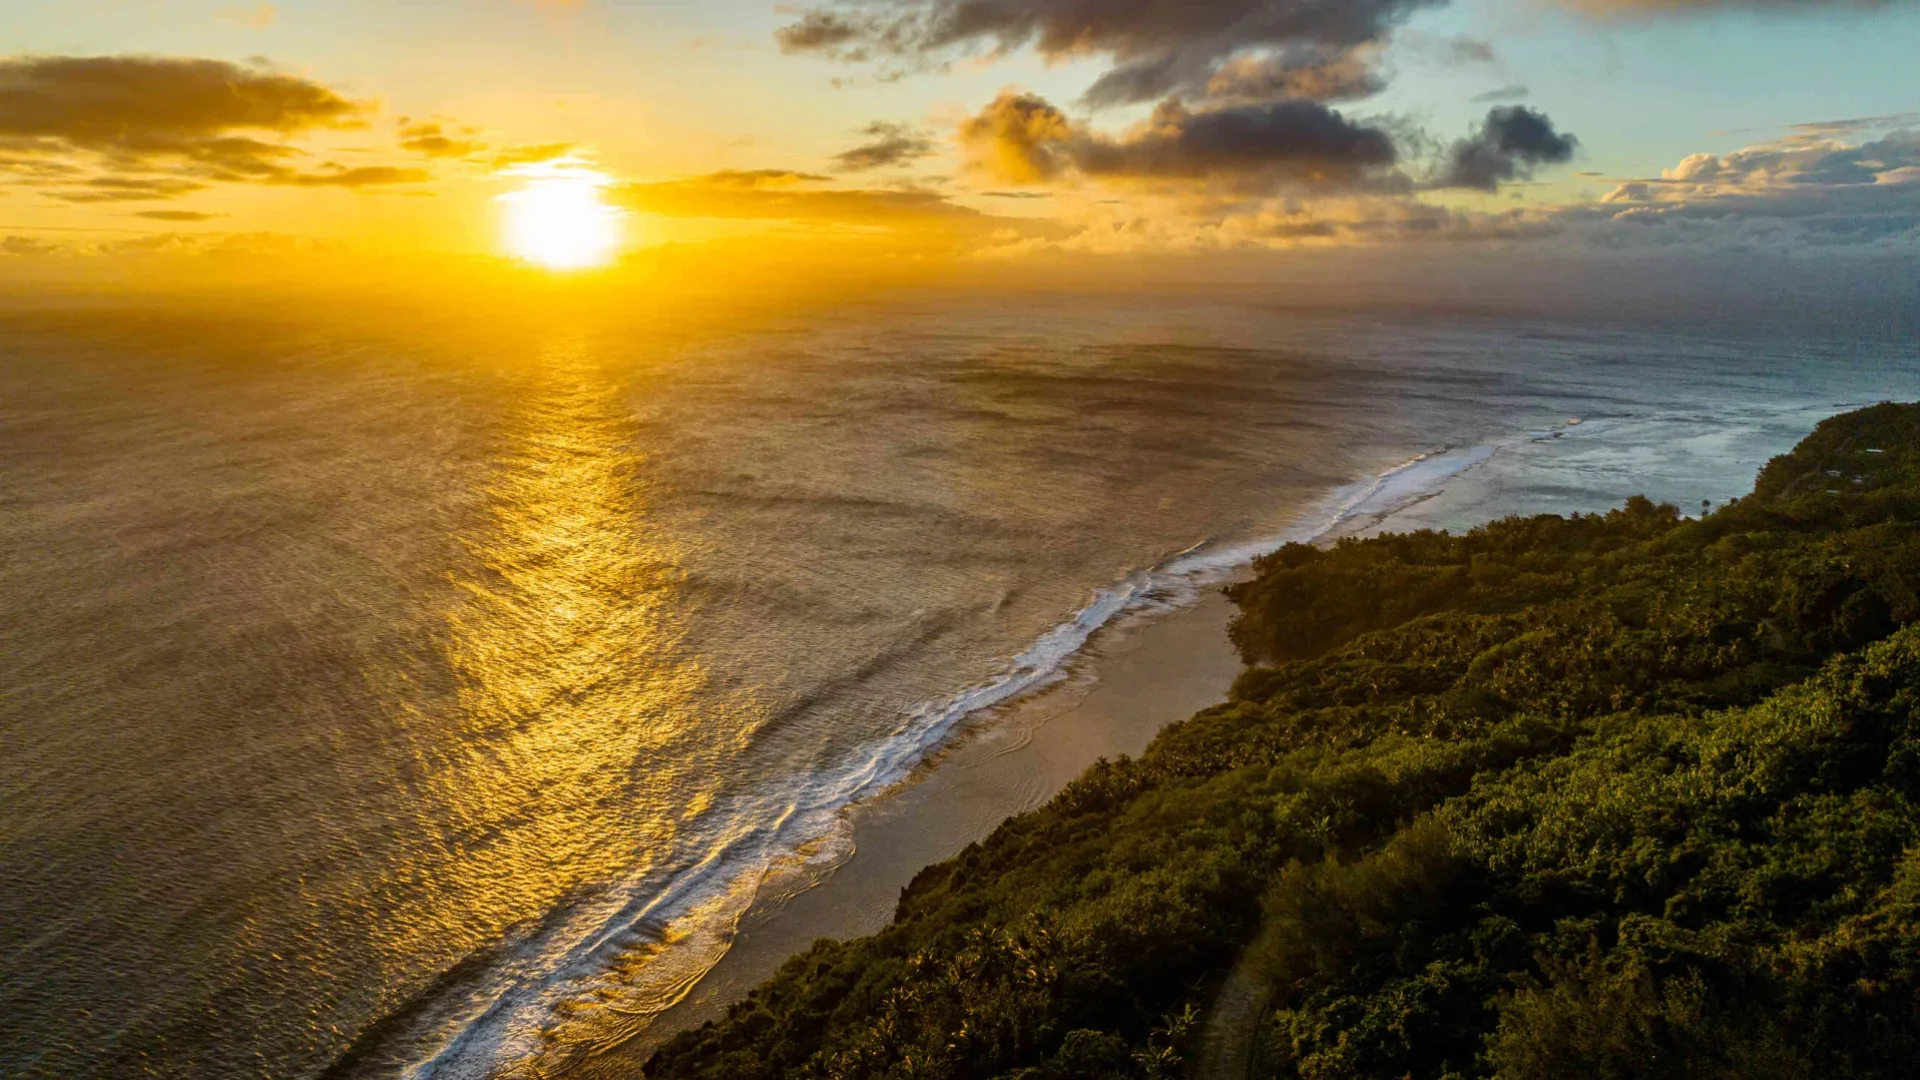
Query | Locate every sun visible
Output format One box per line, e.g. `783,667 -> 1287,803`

497,157 -> 623,270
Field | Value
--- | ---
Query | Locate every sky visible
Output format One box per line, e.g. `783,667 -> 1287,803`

0,0 -> 1916,287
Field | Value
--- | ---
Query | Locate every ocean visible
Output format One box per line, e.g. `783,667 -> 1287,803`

1,291 -> 1913,1079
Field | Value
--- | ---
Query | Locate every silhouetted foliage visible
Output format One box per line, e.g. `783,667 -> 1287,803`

646,403 -> 1920,1080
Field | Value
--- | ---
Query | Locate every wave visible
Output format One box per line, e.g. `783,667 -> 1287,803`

389,422 -> 1575,1080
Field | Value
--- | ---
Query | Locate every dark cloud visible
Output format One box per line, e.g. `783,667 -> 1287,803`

50,175 -> 212,202
0,153 -> 85,179
775,11 -> 875,54
978,117 -> 1917,259
778,0 -> 1443,106
1577,186 -> 1920,251
695,169 -> 833,187
1082,99 -> 1398,180
1203,45 -> 1386,104
0,55 -> 438,201
960,91 -> 1397,189
40,158 -> 426,200
272,165 -> 430,188
398,120 -> 486,159
1261,199 -> 1562,243
0,55 -> 361,151
958,93 -> 1079,183
161,135 -> 301,179
832,121 -> 937,171
134,209 -> 224,221
1471,84 -> 1529,103
1438,106 -> 1578,190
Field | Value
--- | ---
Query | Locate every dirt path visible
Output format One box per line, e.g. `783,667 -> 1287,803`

1195,953 -> 1271,1080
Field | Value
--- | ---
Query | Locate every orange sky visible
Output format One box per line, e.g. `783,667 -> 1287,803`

0,1 -> 1915,283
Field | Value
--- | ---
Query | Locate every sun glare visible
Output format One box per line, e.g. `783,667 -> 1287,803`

497,157 -> 622,270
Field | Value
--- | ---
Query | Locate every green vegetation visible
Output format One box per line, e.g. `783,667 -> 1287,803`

646,403 -> 1920,1080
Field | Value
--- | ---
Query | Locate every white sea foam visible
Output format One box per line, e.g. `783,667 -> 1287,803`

399,424 -> 1571,1080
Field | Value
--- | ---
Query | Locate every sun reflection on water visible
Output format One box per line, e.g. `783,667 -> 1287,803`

354,339 -> 770,1073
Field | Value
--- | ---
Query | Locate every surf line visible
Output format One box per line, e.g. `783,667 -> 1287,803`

398,422 -> 1574,1079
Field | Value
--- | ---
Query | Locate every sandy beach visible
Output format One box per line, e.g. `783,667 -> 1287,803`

576,586 -> 1248,1075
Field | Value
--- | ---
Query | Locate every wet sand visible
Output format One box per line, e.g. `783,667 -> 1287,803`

578,587 -> 1248,1076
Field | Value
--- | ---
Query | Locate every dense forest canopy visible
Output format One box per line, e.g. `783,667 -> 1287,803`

647,402 -> 1920,1080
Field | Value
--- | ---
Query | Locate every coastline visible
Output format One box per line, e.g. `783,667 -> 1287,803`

632,401 -> 1920,1080
398,440 -> 1531,1080
565,435 -> 1570,1077
358,405 -> 1842,1076
576,586 -> 1250,1076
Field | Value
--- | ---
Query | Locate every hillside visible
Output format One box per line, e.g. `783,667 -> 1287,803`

646,402 -> 1920,1080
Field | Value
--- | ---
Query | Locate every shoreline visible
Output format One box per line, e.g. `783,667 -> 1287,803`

616,400 -> 1920,1080
415,399 -> 1812,1076
398,441 -> 1519,1080
561,438 -> 1551,1077
574,586 -> 1251,1077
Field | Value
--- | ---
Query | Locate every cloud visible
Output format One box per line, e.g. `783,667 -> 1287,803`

832,121 -> 937,171
775,11 -> 873,54
1580,129 -> 1920,249
958,93 -> 1080,183
777,0 -> 1443,106
0,154 -> 85,179
960,90 -> 1398,190
683,169 -> 832,187
272,165 -> 430,188
491,142 -> 578,168
1080,100 -> 1399,182
975,190 -> 1570,259
1784,112 -> 1920,141
1441,36 -> 1496,63
134,209 -> 224,221
611,169 -> 997,228
770,0 -> 1593,263
977,114 -> 1920,262
0,55 -> 361,150
1437,106 -> 1578,190
1202,45 -> 1386,104
1471,84 -> 1530,103
41,162 -> 424,200
398,120 -> 486,159
49,176 -> 212,202
1244,197 -> 1562,244
1633,129 -> 1920,192
0,55 -> 419,201
65,229 -> 346,261
1,235 -> 57,255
